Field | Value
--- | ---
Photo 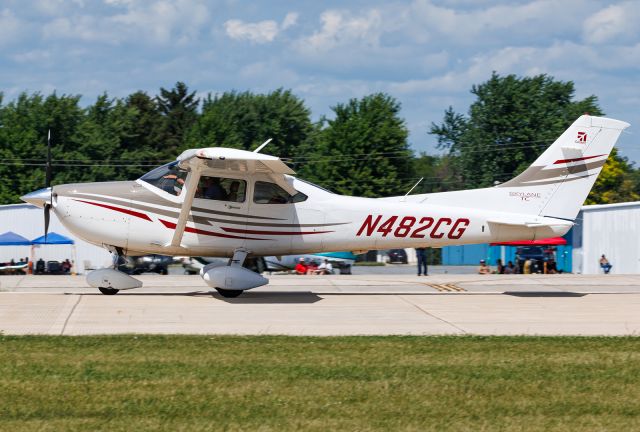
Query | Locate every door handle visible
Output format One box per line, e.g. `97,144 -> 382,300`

226,204 -> 241,209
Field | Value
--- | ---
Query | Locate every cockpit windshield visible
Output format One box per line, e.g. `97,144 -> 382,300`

296,178 -> 334,194
140,162 -> 188,196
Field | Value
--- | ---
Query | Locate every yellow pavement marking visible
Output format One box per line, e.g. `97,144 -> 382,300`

426,283 -> 466,292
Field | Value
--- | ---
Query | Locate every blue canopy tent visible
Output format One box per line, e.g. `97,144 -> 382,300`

31,232 -> 74,245
0,231 -> 32,246
0,232 -> 31,272
30,232 -> 77,274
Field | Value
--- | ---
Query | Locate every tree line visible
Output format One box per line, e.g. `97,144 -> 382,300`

0,73 -> 638,205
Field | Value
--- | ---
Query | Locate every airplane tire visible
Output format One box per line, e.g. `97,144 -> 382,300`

215,288 -> 243,298
99,287 -> 120,295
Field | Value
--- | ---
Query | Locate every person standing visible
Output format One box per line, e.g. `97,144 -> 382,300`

415,247 -> 428,276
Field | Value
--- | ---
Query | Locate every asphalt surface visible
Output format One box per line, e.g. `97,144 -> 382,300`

1,272 -> 639,336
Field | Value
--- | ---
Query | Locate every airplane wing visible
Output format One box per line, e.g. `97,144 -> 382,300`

177,147 -> 295,175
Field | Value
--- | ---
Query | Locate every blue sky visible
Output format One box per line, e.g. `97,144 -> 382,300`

1,0 -> 639,161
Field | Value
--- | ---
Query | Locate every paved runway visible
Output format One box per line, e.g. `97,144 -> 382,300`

1,274 -> 639,336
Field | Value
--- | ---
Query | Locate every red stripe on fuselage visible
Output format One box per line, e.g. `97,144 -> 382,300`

553,154 -> 606,164
74,199 -> 152,221
221,227 -> 332,235
159,219 -> 269,241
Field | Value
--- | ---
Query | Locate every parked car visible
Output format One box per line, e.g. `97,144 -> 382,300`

387,249 -> 408,264
118,255 -> 173,275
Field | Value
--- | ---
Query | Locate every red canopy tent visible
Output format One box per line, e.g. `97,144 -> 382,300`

490,237 -> 567,246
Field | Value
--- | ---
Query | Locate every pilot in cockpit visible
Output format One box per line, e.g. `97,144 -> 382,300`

203,177 -> 227,200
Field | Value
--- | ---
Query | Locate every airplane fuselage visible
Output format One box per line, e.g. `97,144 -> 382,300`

51,176 -> 571,258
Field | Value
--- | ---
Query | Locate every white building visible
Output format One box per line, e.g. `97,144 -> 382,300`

0,204 -> 111,274
573,201 -> 640,274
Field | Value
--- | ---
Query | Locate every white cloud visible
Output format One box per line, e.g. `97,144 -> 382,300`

583,2 -> 640,44
388,39 -> 640,99
298,9 -> 383,53
0,8 -> 23,45
12,49 -> 52,64
111,0 -> 209,44
224,19 -> 279,43
224,12 -> 298,44
104,0 -> 134,6
402,0 -> 589,46
282,12 -> 298,30
41,0 -> 210,45
33,0 -> 85,16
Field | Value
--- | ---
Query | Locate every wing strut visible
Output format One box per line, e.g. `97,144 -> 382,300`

169,167 -> 202,248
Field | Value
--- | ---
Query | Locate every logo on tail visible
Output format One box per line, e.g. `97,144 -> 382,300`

575,131 -> 587,143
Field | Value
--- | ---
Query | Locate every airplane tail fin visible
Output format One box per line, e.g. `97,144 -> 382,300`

413,115 -> 630,221
497,115 -> 629,220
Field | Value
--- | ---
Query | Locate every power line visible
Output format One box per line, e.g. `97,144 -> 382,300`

0,136 -> 554,165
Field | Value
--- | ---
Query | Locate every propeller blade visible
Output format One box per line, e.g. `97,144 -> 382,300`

44,204 -> 50,242
45,129 -> 52,188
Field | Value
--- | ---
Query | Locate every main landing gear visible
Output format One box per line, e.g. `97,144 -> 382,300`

201,248 -> 269,298
215,288 -> 243,298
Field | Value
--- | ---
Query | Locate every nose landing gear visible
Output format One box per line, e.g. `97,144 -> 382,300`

87,247 -> 142,295
98,287 -> 120,295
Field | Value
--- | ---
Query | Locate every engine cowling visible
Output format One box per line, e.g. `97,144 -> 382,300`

200,264 -> 268,291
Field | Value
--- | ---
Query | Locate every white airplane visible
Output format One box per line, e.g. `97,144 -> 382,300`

22,115 -> 629,297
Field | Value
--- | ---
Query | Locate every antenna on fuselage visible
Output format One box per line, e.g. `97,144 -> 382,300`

253,138 -> 272,153
404,177 -> 423,196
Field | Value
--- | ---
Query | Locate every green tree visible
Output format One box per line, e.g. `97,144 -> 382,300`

187,89 -> 312,158
69,93 -> 144,184
430,73 -> 603,188
120,91 -> 167,179
585,148 -> 639,204
412,153 -> 463,194
299,93 -> 414,197
430,72 -> 640,204
0,92 -> 85,204
157,82 -> 199,158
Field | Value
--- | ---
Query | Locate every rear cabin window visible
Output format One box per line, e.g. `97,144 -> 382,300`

196,176 -> 246,203
140,162 -> 188,196
253,181 -> 307,204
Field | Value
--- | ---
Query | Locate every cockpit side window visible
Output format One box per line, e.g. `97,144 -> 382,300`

140,162 -> 187,196
196,176 -> 247,203
253,181 -> 307,204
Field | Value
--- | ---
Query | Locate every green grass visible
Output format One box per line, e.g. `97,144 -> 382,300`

1,336 -> 639,431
